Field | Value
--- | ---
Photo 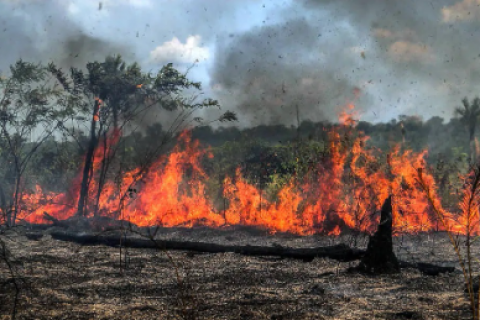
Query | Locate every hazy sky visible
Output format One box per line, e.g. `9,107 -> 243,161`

1,0 -> 480,126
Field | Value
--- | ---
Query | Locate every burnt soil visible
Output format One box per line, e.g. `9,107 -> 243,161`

0,226 -> 476,320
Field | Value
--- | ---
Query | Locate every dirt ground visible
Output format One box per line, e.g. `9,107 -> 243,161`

0,226 -> 476,320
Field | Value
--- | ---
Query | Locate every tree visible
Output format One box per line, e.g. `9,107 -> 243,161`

454,97 -> 480,164
0,60 -> 76,226
50,56 -> 237,217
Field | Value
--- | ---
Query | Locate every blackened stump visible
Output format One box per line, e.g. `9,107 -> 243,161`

355,195 -> 400,274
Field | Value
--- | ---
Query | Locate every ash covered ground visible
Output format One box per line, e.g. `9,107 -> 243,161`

0,226 -> 475,320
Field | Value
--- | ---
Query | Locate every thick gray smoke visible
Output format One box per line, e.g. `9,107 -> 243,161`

2,0 -> 479,126
0,0 -> 132,73
303,0 -> 480,118
211,0 -> 480,125
210,17 -> 364,126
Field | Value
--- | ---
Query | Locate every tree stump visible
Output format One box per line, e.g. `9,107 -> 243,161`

354,195 -> 400,274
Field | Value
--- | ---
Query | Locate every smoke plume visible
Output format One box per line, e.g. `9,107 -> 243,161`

0,0 -> 132,73
211,0 -> 480,125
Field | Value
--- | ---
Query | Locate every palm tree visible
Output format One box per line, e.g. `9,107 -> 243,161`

455,97 -> 480,164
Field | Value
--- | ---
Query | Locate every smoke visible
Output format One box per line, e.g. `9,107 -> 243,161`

211,0 -> 480,125
3,0 -> 479,127
0,0 -> 133,73
210,17 -> 365,126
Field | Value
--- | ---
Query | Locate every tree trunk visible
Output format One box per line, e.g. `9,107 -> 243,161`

113,105 -> 118,132
92,100 -> 119,216
354,195 -> 400,274
94,129 -> 109,216
470,124 -> 476,164
6,155 -> 22,226
11,172 -> 22,226
0,182 -> 7,225
77,99 -> 100,217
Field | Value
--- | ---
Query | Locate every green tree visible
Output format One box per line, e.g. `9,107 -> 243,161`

0,60 -> 76,226
454,97 -> 480,164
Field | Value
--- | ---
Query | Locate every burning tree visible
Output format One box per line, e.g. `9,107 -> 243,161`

0,60 -> 77,226
5,68 -> 466,239
48,55 -> 237,218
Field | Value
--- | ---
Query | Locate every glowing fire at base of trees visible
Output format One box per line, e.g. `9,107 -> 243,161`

5,114 -> 478,237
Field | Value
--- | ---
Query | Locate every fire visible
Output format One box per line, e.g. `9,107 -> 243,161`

93,97 -> 102,122
339,103 -> 358,126
6,103 -> 480,236
339,89 -> 361,126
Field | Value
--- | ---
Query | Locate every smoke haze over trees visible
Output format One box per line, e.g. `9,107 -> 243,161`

1,0 -> 479,127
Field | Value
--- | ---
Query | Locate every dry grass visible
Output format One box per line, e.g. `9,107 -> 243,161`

0,226 -> 475,320
417,164 -> 480,319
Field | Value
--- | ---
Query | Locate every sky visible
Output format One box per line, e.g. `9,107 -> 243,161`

1,0 -> 480,127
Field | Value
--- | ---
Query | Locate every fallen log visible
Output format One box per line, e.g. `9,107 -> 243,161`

48,230 -> 456,275
50,230 -> 365,262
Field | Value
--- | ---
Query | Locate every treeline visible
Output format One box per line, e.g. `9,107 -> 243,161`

192,115 -> 466,159
27,113 -> 469,196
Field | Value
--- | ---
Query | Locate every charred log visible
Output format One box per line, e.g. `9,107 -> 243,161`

47,229 -> 455,276
50,230 -> 365,262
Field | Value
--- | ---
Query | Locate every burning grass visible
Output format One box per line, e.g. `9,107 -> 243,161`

6,118 -> 475,238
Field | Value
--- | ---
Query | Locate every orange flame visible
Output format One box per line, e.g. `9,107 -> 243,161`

6,104 -> 480,237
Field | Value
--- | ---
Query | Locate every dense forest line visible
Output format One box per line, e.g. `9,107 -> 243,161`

22,114 -> 470,200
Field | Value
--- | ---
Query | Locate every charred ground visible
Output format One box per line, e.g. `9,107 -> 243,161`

0,226 -> 473,320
